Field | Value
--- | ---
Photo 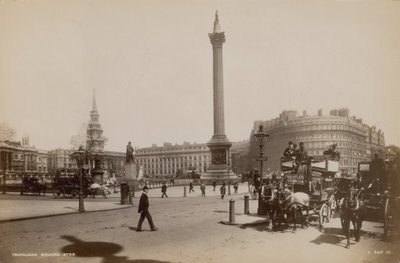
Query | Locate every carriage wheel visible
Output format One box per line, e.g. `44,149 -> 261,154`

71,190 -> 80,199
384,198 -> 390,238
319,203 -> 329,227
52,187 -> 64,199
250,185 -> 258,200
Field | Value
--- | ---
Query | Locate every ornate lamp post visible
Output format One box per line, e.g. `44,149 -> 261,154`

252,125 -> 269,215
73,146 -> 86,213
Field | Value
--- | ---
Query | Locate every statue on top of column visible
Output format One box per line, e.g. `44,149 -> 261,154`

126,141 -> 135,164
213,10 -> 221,33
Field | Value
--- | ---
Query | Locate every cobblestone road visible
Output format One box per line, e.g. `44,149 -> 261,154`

0,193 -> 399,263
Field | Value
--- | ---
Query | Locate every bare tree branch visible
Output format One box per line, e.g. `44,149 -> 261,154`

0,122 -> 16,141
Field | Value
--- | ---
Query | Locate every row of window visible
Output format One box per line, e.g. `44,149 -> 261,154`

143,162 -> 208,175
141,160 -> 208,169
289,122 -> 364,133
138,147 -> 208,154
137,155 -> 210,164
290,132 -> 364,142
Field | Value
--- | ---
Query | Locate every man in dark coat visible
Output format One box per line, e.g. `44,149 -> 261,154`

212,181 -> 217,191
220,182 -> 226,199
323,144 -> 341,161
282,141 -> 295,160
370,153 -> 386,193
136,186 -> 157,231
189,182 -> 195,193
161,183 -> 168,198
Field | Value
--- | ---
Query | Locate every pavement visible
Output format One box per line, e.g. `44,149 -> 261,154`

1,190 -> 397,263
0,183 -> 261,224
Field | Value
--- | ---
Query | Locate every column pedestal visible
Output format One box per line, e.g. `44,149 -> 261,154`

201,136 -> 238,183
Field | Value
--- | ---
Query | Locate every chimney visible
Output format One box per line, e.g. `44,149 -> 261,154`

318,109 -> 323,116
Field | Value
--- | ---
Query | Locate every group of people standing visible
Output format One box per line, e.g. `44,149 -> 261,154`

189,181 -> 239,198
282,141 -> 341,164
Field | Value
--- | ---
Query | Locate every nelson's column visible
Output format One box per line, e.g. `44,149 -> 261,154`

201,12 -> 237,182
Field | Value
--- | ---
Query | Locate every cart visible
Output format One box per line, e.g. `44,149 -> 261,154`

281,157 -> 338,228
357,161 -> 391,237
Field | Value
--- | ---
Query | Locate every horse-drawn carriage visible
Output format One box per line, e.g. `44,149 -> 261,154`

245,170 -> 264,200
20,176 -> 46,196
52,175 -> 110,199
357,161 -> 392,238
332,160 -> 394,248
52,176 -> 81,198
280,157 -> 338,228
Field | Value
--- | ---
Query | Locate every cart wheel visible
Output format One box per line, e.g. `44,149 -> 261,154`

53,187 -> 64,199
384,198 -> 390,238
319,203 -> 329,227
71,190 -> 80,199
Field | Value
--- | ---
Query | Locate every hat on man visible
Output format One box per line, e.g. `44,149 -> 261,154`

288,141 -> 293,145
142,186 -> 149,191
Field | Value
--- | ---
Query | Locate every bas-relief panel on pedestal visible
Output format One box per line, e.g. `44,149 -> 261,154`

211,149 -> 227,165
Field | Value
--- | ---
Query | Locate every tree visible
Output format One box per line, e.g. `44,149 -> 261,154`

0,122 -> 16,141
386,145 -> 400,154
70,123 -> 88,150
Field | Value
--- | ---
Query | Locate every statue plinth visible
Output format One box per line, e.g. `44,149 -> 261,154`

124,163 -> 139,191
201,137 -> 238,183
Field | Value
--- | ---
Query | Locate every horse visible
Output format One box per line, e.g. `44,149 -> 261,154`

262,184 -> 280,228
278,188 -> 310,230
339,188 -> 366,248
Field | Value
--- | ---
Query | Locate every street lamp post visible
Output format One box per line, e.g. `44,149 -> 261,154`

74,147 -> 86,213
228,149 -> 231,195
252,125 -> 269,215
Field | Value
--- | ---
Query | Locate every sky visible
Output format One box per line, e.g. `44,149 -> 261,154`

0,0 -> 399,151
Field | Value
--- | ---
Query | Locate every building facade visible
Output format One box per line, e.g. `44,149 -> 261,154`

36,150 -> 48,175
230,140 -> 251,175
135,142 -> 211,178
0,139 -> 50,187
47,148 -> 77,176
249,109 -> 385,174
102,151 -> 125,178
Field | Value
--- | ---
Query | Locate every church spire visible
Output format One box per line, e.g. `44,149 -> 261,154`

92,89 -> 97,112
213,10 -> 221,33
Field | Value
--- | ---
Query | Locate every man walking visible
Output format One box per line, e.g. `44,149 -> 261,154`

200,182 -> 206,197
233,182 -> 239,194
161,183 -> 168,198
212,181 -> 217,191
189,182 -> 195,193
220,182 -> 226,199
136,186 -> 158,232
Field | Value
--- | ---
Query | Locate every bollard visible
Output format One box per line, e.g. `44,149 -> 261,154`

244,195 -> 249,214
184,186 -> 187,197
229,199 -> 235,223
128,190 -> 133,205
